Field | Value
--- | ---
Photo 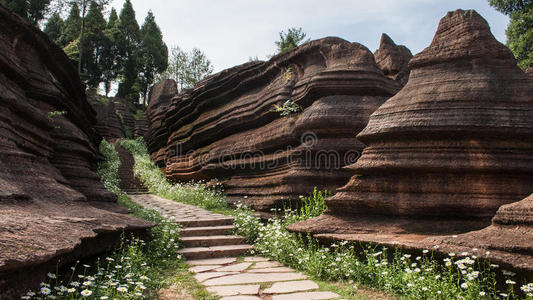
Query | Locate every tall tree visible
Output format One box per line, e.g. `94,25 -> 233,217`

116,0 -> 141,102
158,46 -> 213,91
100,7 -> 120,96
489,0 -> 533,68
43,11 -> 63,44
81,0 -> 106,89
1,0 -> 51,25
61,3 -> 81,47
137,11 -> 168,103
275,27 -> 310,54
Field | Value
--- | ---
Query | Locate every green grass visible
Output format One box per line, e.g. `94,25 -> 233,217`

117,138 -> 232,213
119,138 -> 533,300
21,140 -> 216,300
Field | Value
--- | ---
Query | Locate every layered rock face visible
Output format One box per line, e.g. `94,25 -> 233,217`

289,9 -> 533,272
147,38 -> 401,212
91,99 -> 125,140
374,33 -> 412,85
146,79 -> 178,167
0,6 -> 152,298
90,96 -> 149,140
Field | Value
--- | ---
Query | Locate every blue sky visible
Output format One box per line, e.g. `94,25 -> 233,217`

117,0 -> 509,72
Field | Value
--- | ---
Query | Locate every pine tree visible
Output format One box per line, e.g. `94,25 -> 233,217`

43,12 -> 63,45
100,7 -> 120,96
116,0 -> 141,102
81,0 -> 106,89
61,3 -> 81,47
138,10 -> 168,103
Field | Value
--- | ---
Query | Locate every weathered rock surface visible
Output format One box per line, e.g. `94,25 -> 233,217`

374,33 -> 412,85
90,98 -> 125,140
146,38 -> 402,212
146,79 -> 177,167
90,96 -> 149,140
0,5 -> 152,298
290,10 -> 533,272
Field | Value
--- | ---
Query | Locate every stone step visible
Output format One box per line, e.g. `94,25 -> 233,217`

181,225 -> 235,237
177,217 -> 234,228
178,245 -> 253,259
181,235 -> 245,247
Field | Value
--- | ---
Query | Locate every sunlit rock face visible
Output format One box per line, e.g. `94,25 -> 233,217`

146,37 -> 402,213
289,9 -> 533,273
0,5 -> 152,298
374,33 -> 412,86
328,9 -> 533,220
146,79 -> 178,167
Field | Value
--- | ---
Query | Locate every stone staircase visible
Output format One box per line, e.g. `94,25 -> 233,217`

115,145 -> 149,195
129,194 -> 252,259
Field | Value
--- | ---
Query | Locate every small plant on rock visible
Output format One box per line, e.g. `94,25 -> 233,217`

273,99 -> 301,116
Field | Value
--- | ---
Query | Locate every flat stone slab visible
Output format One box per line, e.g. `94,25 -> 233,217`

189,265 -> 221,273
251,261 -> 283,268
187,257 -> 237,265
248,267 -> 294,273
206,284 -> 260,296
263,280 -> 319,294
195,271 -> 239,282
203,272 -> 307,286
215,262 -> 252,272
272,291 -> 340,300
244,256 -> 269,262
220,296 -> 261,300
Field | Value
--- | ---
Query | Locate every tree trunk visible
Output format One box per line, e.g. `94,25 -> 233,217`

78,0 -> 86,75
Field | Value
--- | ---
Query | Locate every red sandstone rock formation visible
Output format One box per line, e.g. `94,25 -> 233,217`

374,33 -> 412,85
147,38 -> 402,213
90,96 -> 149,140
289,9 -> 533,272
0,5 -> 152,297
146,79 -> 178,167
91,99 -> 126,140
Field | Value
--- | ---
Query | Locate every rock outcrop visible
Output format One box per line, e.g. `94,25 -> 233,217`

146,79 -> 177,167
289,10 -> 533,272
0,5 -> 152,298
91,98 -> 125,140
147,38 -> 402,213
374,33 -> 412,85
90,96 -> 149,141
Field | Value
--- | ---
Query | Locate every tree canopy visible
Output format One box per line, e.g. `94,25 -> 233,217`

275,27 -> 310,54
489,0 -> 533,68
138,10 -> 168,103
158,46 -> 213,91
489,0 -> 532,14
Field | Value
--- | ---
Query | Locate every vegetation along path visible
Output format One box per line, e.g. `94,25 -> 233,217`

130,194 -> 342,299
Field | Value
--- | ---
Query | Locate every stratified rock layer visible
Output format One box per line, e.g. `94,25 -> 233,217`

146,79 -> 178,167
147,38 -> 401,212
290,10 -> 533,272
0,5 -> 152,298
374,33 -> 412,85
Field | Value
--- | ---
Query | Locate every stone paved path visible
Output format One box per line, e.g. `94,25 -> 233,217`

130,194 -> 342,300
